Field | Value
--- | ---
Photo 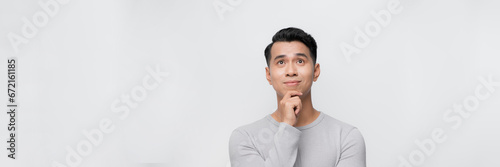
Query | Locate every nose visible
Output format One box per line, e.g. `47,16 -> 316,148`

285,63 -> 298,77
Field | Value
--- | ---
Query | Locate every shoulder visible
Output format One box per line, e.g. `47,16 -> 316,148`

321,113 -> 357,131
321,113 -> 366,166
321,113 -> 365,141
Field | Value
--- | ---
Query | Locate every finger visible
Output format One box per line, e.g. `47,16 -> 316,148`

287,92 -> 303,99
282,91 -> 292,100
291,99 -> 302,115
296,102 -> 302,115
289,91 -> 303,97
290,96 -> 302,104
295,105 -> 300,115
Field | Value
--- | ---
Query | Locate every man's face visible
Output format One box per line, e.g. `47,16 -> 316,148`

266,41 -> 320,98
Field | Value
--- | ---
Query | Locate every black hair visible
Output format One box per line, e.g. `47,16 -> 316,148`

264,27 -> 317,67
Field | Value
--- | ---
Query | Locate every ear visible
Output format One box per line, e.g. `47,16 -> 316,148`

313,63 -> 320,82
265,66 -> 272,85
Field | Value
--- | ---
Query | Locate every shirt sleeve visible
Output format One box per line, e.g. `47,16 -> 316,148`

229,122 -> 302,167
336,128 -> 366,167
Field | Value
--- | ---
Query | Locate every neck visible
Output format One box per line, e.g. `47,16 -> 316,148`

274,91 -> 319,127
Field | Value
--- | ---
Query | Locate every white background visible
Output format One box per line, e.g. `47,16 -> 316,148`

1,0 -> 499,167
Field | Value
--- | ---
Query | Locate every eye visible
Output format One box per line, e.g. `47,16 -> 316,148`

297,59 -> 304,64
277,60 -> 284,65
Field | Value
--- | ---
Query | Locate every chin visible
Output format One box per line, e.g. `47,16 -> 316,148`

277,89 -> 303,95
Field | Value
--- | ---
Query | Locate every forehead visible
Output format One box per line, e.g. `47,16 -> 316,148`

270,41 -> 311,59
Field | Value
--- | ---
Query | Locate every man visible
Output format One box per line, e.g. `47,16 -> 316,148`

229,27 -> 366,167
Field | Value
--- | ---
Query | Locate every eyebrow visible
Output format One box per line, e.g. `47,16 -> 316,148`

273,53 -> 308,61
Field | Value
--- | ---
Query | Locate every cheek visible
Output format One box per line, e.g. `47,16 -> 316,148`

299,69 -> 314,84
301,65 -> 313,75
270,69 -> 283,82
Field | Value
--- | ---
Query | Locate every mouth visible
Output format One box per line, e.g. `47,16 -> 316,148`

284,80 -> 301,86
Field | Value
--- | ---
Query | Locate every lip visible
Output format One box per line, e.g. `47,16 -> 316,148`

284,80 -> 301,86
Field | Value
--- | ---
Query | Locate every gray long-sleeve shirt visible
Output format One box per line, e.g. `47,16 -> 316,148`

229,111 -> 366,167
